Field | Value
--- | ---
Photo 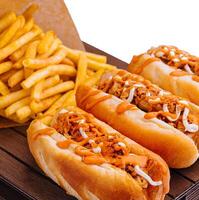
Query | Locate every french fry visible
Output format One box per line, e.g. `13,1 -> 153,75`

23,4 -> 39,19
0,80 -> 9,95
79,51 -> 107,63
13,57 -> 24,69
0,69 -> 17,83
8,69 -> 24,88
0,12 -> 16,33
38,38 -> 62,59
0,15 -> 24,37
5,97 -> 30,116
62,90 -> 76,107
36,32 -> 45,40
31,75 -> 60,100
23,40 -> 40,78
87,59 -> 116,71
86,69 -> 105,86
9,44 -> 28,62
0,70 -> 17,83
0,61 -> 12,74
25,39 -> 39,73
30,94 -> 60,113
0,109 -> 29,123
64,46 -> 107,63
0,26 -> 41,61
61,57 -> 75,67
0,16 -> 23,48
31,79 -> 44,100
64,46 -> 114,70
38,31 -> 55,54
45,90 -> 74,115
0,89 -> 30,109
75,53 -> 87,91
23,47 -> 67,69
16,105 -> 32,121
25,40 -> 39,58
41,81 -> 74,99
21,64 -> 76,89
0,9 -> 118,124
11,17 -> 34,41
87,69 -> 95,77
19,15 -> 26,29
64,46 -> 79,63
42,75 -> 60,89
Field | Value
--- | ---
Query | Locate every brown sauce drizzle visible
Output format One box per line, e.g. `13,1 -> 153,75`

192,75 -> 199,82
144,112 -> 159,119
144,111 -> 177,120
32,128 -> 55,140
85,94 -> 112,110
170,70 -> 190,77
170,69 -> 199,83
132,55 -> 142,64
135,57 -> 160,74
117,69 -> 127,76
56,139 -> 74,149
82,155 -> 106,165
80,90 -> 101,106
75,146 -> 95,156
116,102 -> 137,114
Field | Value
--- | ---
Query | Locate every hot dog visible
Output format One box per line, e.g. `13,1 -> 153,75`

27,106 -> 170,200
76,69 -> 199,168
128,45 -> 199,106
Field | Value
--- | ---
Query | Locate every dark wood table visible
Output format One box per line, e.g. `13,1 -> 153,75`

0,43 -> 199,200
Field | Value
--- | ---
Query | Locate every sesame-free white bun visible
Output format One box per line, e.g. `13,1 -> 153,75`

128,54 -> 199,106
76,85 -> 198,168
27,106 -> 169,200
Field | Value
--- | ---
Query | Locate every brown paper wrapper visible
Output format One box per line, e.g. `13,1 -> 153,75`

0,0 -> 84,50
0,0 -> 84,128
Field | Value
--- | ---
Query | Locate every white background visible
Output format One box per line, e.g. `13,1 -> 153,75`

64,0 -> 199,63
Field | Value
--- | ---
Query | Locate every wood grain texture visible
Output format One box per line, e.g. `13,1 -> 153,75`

0,128 -> 42,173
165,196 -> 173,200
169,171 -> 193,198
0,196 -> 6,200
184,182 -> 199,200
0,149 -> 76,200
177,162 -> 199,182
13,125 -> 29,136
0,180 -> 30,200
0,117 -> 28,129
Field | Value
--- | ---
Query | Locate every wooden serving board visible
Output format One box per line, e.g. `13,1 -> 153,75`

0,0 -> 84,128
0,43 -> 198,200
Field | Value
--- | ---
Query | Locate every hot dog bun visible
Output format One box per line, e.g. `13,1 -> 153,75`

27,106 -> 170,200
76,85 -> 198,168
128,53 -> 199,106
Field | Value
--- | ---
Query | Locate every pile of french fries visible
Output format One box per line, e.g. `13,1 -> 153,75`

0,5 -> 115,124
